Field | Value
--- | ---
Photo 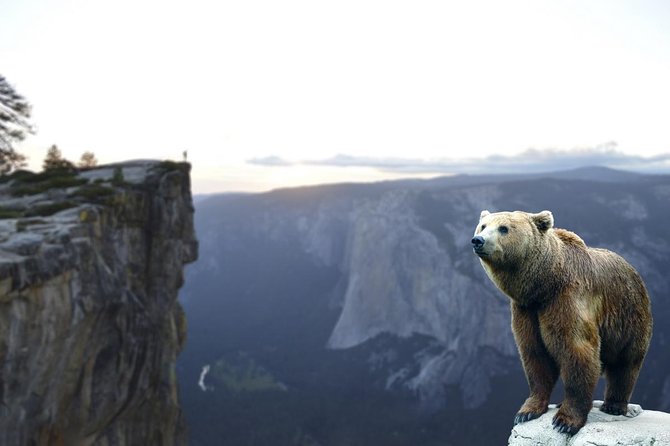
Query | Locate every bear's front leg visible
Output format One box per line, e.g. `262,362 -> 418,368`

541,307 -> 601,435
511,304 -> 559,425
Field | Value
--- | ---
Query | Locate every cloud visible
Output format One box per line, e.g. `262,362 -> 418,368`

247,143 -> 670,175
246,155 -> 292,166
305,154 -> 436,171
446,144 -> 670,174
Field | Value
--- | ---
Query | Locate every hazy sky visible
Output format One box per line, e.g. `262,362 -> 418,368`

2,0 -> 670,193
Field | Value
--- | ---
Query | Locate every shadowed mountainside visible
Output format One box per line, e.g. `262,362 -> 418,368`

179,167 -> 670,446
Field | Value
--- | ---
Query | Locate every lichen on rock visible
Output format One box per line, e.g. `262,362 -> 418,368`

0,160 -> 198,445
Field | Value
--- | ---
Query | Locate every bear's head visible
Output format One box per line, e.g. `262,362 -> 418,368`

471,210 -> 554,268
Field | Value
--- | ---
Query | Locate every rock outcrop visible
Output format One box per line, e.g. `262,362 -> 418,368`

0,160 -> 197,445
508,401 -> 670,446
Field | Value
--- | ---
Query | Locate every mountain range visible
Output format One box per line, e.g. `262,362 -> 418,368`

177,167 -> 670,445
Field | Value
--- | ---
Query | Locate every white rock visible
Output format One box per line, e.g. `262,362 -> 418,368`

509,401 -> 670,446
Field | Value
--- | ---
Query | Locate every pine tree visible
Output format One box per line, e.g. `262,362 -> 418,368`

78,151 -> 98,168
0,75 -> 33,174
43,144 -> 74,171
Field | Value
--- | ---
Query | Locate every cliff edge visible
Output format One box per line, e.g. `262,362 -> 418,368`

0,160 -> 197,445
509,400 -> 670,446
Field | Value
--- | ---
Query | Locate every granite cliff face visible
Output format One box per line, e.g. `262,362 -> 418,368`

323,187 -> 516,407
0,161 -> 197,445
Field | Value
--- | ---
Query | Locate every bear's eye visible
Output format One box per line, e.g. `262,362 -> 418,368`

480,224 -> 486,231
499,226 -> 509,234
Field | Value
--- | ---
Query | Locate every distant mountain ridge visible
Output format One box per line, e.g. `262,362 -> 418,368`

249,148 -> 670,177
179,166 -> 670,446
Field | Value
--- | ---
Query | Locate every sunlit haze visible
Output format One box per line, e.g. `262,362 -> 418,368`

2,0 -> 670,193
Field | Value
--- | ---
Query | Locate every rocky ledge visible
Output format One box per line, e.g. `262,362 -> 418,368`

509,400 -> 670,446
0,160 -> 197,445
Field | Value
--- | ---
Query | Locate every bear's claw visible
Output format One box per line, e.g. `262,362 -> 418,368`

551,416 -> 580,436
514,411 -> 541,425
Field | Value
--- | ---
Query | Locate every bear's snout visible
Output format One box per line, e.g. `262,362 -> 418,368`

471,235 -> 485,250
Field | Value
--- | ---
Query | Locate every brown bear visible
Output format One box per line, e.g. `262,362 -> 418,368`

471,210 -> 652,435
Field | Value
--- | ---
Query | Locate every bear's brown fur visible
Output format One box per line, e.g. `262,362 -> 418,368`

472,210 -> 652,435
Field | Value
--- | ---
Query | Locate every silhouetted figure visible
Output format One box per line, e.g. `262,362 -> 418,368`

183,150 -> 188,161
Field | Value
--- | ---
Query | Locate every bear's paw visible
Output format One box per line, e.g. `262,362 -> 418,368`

551,411 -> 583,436
600,401 -> 627,416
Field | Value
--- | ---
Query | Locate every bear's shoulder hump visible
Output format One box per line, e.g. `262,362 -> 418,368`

553,228 -> 587,248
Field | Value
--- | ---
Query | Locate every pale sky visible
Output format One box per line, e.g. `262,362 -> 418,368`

2,0 -> 670,193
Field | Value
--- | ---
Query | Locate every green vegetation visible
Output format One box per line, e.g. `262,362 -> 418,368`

23,201 -> 78,217
70,184 -> 115,201
157,160 -> 183,172
0,74 -> 32,174
210,354 -> 286,393
42,145 -> 75,172
4,166 -> 89,197
0,169 -> 35,184
10,173 -> 88,197
0,201 -> 79,219
0,166 -> 121,219
37,175 -> 87,189
112,167 -> 125,186
8,168 -> 69,184
0,207 -> 23,219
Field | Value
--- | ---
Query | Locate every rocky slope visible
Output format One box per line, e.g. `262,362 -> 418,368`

0,160 -> 197,445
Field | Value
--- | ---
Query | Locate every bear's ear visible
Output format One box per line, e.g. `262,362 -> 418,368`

531,210 -> 554,232
479,210 -> 490,221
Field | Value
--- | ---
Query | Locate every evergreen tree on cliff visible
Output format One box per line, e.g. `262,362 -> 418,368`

43,144 -> 75,171
78,151 -> 98,168
0,75 -> 33,174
